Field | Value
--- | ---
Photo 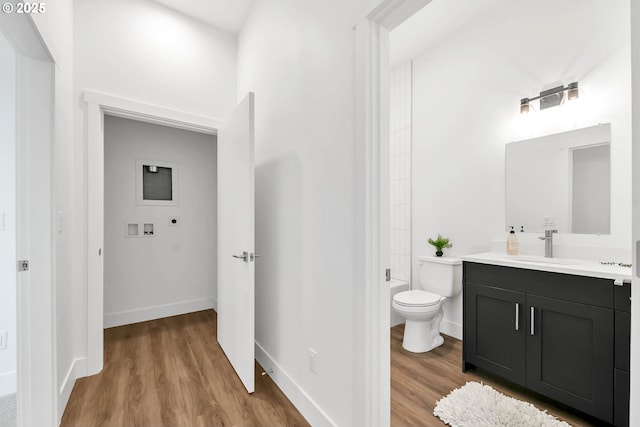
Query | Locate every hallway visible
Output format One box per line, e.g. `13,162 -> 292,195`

61,311 -> 308,426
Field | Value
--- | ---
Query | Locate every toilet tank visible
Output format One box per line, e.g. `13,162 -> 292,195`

417,256 -> 462,297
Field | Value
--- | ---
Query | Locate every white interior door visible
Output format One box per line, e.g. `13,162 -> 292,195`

0,12 -> 56,426
16,54 -> 55,427
217,92 -> 255,393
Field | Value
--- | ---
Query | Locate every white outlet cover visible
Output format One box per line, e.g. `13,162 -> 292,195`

308,347 -> 318,374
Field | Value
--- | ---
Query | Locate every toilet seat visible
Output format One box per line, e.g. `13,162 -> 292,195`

393,290 -> 441,307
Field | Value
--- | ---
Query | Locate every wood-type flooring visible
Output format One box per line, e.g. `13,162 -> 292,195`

61,310 -> 605,426
391,323 -> 604,426
60,310 -> 309,427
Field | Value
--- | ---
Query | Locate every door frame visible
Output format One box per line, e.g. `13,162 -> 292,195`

84,90 -> 223,374
630,2 -> 640,425
0,12 -> 57,427
354,1 -> 431,425
359,1 -> 640,426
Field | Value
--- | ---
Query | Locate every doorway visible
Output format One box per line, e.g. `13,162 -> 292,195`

102,115 -> 218,329
357,0 -> 637,425
83,92 -> 223,375
84,92 -> 259,396
0,12 -> 56,427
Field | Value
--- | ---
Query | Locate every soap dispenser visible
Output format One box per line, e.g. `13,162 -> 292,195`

507,226 -> 519,255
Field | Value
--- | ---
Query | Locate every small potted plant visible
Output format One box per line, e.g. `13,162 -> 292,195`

428,234 -> 452,257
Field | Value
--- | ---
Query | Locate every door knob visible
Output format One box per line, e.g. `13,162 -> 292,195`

233,251 -> 249,262
250,253 -> 260,261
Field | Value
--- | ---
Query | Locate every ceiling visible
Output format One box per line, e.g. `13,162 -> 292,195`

150,0 -> 256,34
390,0 -> 507,66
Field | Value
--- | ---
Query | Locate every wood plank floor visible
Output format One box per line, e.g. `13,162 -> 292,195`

390,324 -> 603,426
61,310 -> 309,427
62,311 -> 606,426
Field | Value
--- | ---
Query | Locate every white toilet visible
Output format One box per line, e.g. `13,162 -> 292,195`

392,256 -> 462,353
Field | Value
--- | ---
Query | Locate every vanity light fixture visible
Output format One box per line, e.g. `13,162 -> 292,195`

519,82 -> 579,113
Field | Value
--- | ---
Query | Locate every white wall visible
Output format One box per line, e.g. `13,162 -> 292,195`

237,0 -> 377,424
0,31 -> 17,397
394,0 -> 632,339
103,116 -> 216,327
74,0 -> 237,118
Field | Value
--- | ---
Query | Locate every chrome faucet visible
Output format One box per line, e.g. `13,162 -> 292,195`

539,230 -> 557,258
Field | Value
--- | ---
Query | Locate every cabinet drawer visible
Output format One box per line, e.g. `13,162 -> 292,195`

464,262 -> 614,309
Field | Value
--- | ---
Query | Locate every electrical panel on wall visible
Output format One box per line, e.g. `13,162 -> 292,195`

135,159 -> 179,207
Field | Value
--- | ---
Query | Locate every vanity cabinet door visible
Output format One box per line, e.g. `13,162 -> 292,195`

526,295 -> 614,423
464,283 -> 526,386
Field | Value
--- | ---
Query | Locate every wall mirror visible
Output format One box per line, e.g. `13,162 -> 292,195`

505,123 -> 611,234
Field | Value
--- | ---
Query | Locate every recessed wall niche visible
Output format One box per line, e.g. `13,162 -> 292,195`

135,159 -> 179,206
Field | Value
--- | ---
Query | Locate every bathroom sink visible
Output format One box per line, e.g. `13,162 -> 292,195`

504,255 -> 573,266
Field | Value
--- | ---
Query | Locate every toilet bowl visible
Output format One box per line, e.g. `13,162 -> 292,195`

390,278 -> 410,327
392,256 -> 462,353
392,289 -> 445,352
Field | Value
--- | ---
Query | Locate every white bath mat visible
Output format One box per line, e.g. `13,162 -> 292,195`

434,382 -> 572,427
0,393 -> 16,427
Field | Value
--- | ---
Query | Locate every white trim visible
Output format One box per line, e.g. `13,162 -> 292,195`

355,1 -> 431,425
85,92 -> 224,375
630,1 -> 640,425
86,101 -> 104,376
83,91 -> 221,135
57,357 -> 87,424
255,342 -> 337,427
0,13 -> 50,61
0,371 -> 17,397
104,298 -> 215,328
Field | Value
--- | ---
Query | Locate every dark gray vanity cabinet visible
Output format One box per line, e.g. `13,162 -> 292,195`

464,283 -> 526,385
526,294 -> 613,422
614,281 -> 631,427
463,261 -> 629,425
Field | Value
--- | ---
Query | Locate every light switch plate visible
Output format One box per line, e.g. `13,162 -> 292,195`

0,331 -> 7,350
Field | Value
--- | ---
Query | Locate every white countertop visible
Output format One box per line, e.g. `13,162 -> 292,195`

463,252 -> 632,282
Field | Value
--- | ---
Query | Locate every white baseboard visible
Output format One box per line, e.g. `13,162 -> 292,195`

58,357 -> 87,424
104,297 -> 215,328
0,370 -> 17,396
441,319 -> 462,340
255,342 -> 337,427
